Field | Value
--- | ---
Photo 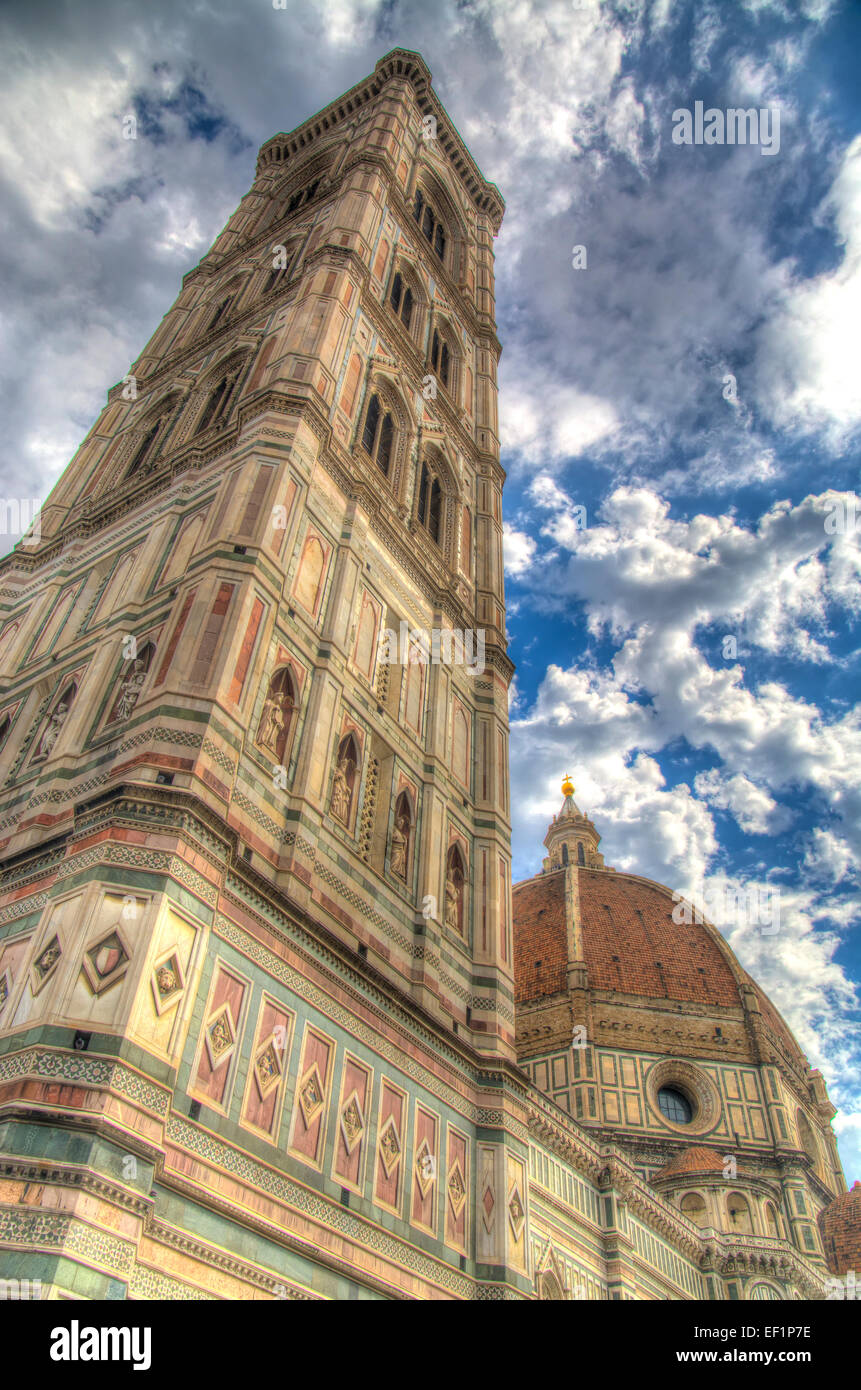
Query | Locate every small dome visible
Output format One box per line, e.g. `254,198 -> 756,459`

652,1147 -> 728,1181
819,1180 -> 861,1275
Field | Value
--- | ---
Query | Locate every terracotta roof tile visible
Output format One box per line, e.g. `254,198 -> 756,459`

512,870 -> 567,1003
652,1146 -> 728,1180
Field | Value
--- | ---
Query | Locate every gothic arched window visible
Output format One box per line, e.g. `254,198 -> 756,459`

195,372 -> 237,435
125,418 -> 165,481
577,841 -> 585,865
256,666 -> 295,766
417,463 -> 443,546
414,191 -> 447,265
389,272 -> 414,330
561,844 -> 568,866
430,331 -> 451,390
360,393 -> 394,477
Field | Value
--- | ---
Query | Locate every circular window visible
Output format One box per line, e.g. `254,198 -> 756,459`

658,1086 -> 693,1124
646,1060 -> 721,1136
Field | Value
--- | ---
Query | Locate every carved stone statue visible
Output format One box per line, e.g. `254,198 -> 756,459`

390,814 -> 409,879
258,690 -> 287,754
38,701 -> 69,758
445,867 -> 461,931
330,757 -> 352,823
114,659 -> 146,721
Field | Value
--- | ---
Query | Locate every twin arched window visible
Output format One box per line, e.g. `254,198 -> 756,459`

414,191 -> 446,262
195,370 -> 239,436
361,394 -> 394,476
417,463 -> 443,545
125,420 -> 163,480
389,272 -> 413,331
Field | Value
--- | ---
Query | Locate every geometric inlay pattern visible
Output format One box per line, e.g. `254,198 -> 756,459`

447,1159 -> 467,1219
298,1062 -> 325,1129
339,1091 -> 365,1156
82,928 -> 131,995
30,934 -> 62,995
204,1003 -> 236,1071
378,1116 -> 402,1178
507,1183 -> 525,1241
151,949 -> 185,1016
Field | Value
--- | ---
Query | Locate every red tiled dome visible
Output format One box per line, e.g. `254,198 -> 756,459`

819,1181 -> 861,1275
652,1146 -> 727,1181
512,865 -> 806,1068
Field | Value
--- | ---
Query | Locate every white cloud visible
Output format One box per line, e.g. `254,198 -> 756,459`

755,137 -> 861,446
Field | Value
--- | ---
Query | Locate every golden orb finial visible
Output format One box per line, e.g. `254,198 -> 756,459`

561,774 -> 575,798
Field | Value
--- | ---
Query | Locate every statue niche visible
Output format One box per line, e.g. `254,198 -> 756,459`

445,843 -> 465,935
389,791 -> 413,881
330,733 -> 359,826
107,643 -> 154,725
34,683 -> 77,761
256,667 -> 295,766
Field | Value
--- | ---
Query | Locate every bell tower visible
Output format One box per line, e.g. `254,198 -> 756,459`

0,53 -> 532,1301
0,49 -> 512,1055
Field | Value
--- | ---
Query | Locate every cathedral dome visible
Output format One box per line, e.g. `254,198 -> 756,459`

514,858 -> 805,1069
818,1181 -> 861,1275
651,1146 -> 727,1181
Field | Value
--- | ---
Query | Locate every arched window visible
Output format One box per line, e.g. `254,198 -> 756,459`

429,477 -> 442,544
445,844 -> 466,936
256,667 -> 295,766
196,373 -> 237,435
331,733 -> 359,826
417,463 -> 443,546
377,412 -> 393,475
390,272 -> 403,314
680,1192 -> 707,1227
360,393 -> 394,477
414,190 -> 447,264
208,293 -> 235,332
362,393 -> 380,454
390,791 -> 412,881
727,1192 -> 753,1234
577,842 -> 585,865
538,1271 -> 564,1301
765,1202 -> 781,1238
561,844 -> 568,866
389,272 -> 414,330
124,420 -> 163,481
440,340 -> 449,388
263,265 -> 289,294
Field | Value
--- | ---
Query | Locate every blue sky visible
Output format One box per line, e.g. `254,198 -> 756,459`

0,0 -> 858,1181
